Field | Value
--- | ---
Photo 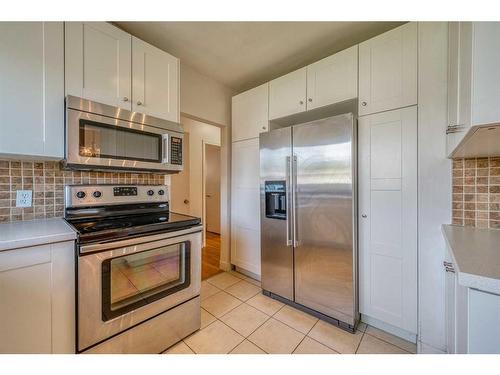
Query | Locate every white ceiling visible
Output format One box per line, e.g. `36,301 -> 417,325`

115,22 -> 404,93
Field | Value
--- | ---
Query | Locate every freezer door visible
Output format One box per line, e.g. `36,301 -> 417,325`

292,114 -> 357,326
260,127 -> 294,300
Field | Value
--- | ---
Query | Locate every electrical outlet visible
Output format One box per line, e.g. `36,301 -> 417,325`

16,190 -> 32,207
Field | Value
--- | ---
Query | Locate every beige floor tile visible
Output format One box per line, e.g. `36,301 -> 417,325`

228,270 -> 247,280
163,341 -> 194,354
364,326 -> 416,353
225,280 -> 261,301
201,291 -> 242,318
357,334 -> 409,354
200,280 -> 220,300
308,320 -> 363,354
245,277 -> 261,287
293,337 -> 338,354
201,308 -> 217,329
184,320 -> 244,354
247,293 -> 284,316
248,318 -> 304,354
274,305 -> 318,334
230,340 -> 266,354
220,303 -> 269,337
206,272 -> 241,290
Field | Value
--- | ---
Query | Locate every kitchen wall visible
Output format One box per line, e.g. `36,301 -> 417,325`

0,159 -> 167,223
452,157 -> 500,229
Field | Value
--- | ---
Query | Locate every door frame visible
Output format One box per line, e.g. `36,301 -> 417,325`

202,140 -> 222,244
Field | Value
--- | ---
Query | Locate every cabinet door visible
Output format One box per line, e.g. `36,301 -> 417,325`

65,22 -> 131,110
468,289 -> 500,354
269,67 -> 307,120
231,138 -> 261,275
471,22 -> 500,126
306,45 -> 358,110
444,248 -> 457,353
232,83 -> 269,142
132,37 -> 179,122
359,106 -> 417,334
359,22 -> 417,116
0,22 -> 64,158
458,22 -> 472,129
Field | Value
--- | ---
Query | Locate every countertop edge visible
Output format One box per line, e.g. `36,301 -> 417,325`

441,224 -> 500,295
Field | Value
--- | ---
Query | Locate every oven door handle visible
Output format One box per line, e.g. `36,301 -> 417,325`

79,225 -> 203,255
162,134 -> 170,164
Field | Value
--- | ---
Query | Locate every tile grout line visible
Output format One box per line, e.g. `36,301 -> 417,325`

362,330 -> 414,354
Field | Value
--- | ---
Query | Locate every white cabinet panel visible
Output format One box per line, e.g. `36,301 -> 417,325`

231,138 -> 261,276
132,37 -> 179,122
359,22 -> 417,115
65,22 -> 132,110
0,22 -> 64,159
468,289 -> 500,354
0,241 -> 75,353
306,45 -> 358,110
232,83 -> 269,142
359,106 -> 417,334
269,67 -> 307,120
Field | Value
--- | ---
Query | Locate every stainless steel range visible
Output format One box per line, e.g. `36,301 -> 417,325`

64,184 -> 202,353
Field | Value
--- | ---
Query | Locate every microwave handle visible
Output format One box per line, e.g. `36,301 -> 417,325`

162,134 -> 169,164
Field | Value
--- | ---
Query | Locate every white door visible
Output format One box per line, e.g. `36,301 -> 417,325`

231,138 -> 261,275
65,22 -> 132,110
359,106 -> 417,334
232,83 -> 269,142
170,133 -> 191,215
0,22 -> 64,158
132,37 -> 179,122
306,45 -> 358,110
269,67 -> 307,120
204,144 -> 221,234
359,22 -> 417,116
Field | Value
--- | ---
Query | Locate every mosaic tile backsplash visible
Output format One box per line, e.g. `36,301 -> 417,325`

452,157 -> 500,229
0,159 -> 167,223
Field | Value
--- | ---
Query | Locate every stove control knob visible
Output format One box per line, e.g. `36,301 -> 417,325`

76,191 -> 86,199
93,191 -> 102,198
158,189 -> 165,196
147,189 -> 155,196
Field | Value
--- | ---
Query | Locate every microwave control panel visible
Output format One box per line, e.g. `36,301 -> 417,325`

170,137 -> 183,165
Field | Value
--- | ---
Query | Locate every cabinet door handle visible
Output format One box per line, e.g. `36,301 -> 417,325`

262,126 -> 266,130
299,100 -> 304,105
123,97 -> 129,102
445,267 -> 456,273
361,101 -> 367,106
137,101 -> 143,106
308,98 -> 312,102
361,214 -> 367,218
443,261 -> 453,267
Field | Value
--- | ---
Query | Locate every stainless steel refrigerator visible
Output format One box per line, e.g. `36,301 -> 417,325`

260,113 -> 358,331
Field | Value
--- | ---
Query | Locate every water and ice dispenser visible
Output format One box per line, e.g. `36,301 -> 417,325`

264,181 -> 287,220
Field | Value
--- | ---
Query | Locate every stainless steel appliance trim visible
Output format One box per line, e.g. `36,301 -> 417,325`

292,154 -> 298,247
162,134 -> 169,164
79,225 -> 203,254
65,107 -> 183,172
78,229 -> 202,351
66,95 -> 183,133
285,156 -> 292,246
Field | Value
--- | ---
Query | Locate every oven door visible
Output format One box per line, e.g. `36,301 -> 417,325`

65,108 -> 183,172
77,226 -> 201,352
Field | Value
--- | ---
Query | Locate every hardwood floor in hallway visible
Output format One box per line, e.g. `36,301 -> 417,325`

202,231 -> 222,280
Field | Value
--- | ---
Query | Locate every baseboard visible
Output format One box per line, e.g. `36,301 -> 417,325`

234,266 -> 261,281
418,341 -> 446,354
361,314 -> 417,343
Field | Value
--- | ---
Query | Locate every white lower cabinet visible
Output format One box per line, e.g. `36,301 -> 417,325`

0,241 -> 75,353
231,138 -> 261,276
468,289 -> 500,354
359,106 -> 418,334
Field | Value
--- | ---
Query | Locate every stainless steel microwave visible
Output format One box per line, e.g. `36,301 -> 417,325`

63,96 -> 183,173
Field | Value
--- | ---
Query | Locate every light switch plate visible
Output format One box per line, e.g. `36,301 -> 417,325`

16,190 -> 32,207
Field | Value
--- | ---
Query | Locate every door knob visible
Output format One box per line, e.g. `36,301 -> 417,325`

183,199 -> 189,204
361,214 -> 367,218
137,101 -> 143,106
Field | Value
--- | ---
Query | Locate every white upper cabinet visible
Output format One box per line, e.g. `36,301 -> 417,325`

359,22 -> 417,116
232,83 -> 269,142
132,37 -> 179,122
0,22 -> 64,159
65,22 -> 132,110
269,67 -> 307,120
306,45 -> 358,110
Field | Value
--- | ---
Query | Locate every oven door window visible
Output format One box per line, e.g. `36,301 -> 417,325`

101,241 -> 191,321
79,119 -> 162,163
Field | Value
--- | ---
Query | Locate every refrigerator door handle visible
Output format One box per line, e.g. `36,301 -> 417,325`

292,154 -> 299,247
285,156 -> 292,246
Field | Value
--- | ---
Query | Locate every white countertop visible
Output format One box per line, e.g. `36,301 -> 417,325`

0,218 -> 77,252
442,224 -> 500,295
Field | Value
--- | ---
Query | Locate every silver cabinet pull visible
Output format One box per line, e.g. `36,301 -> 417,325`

308,98 -> 312,102
137,101 -> 143,106
285,156 -> 292,246
299,100 -> 304,105
362,214 -> 367,218
262,126 -> 266,130
445,267 -> 456,273
183,199 -> 189,204
443,261 -> 453,267
361,101 -> 367,106
123,97 -> 129,102
446,124 -> 466,134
